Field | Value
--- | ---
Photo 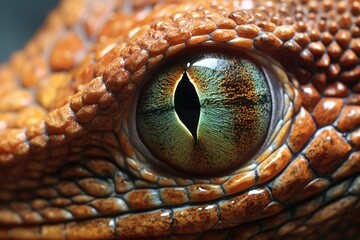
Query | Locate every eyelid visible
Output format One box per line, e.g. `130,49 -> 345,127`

123,47 -> 295,180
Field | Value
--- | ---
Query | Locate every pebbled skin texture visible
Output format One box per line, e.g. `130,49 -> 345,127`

0,0 -> 360,239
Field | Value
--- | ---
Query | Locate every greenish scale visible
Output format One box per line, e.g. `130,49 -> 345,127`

136,52 -> 272,176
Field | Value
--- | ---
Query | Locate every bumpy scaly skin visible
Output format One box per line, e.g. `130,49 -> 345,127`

0,0 -> 359,239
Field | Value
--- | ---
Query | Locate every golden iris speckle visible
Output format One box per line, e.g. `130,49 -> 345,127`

136,51 -> 272,176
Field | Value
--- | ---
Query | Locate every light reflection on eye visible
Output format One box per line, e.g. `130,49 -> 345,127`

192,58 -> 228,69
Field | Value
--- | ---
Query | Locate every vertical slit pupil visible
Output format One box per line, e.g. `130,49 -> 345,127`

174,72 -> 201,140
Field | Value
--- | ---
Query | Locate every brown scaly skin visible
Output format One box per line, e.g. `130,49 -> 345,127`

0,0 -> 359,239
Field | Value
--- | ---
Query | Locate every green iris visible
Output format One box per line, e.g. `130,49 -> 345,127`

136,51 -> 271,176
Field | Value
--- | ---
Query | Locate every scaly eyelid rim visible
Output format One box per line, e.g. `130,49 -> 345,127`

126,47 -> 287,177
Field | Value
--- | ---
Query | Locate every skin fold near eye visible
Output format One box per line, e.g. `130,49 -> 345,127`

136,51 -> 272,176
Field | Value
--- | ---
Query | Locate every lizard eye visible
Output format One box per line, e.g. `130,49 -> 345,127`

131,48 -> 284,177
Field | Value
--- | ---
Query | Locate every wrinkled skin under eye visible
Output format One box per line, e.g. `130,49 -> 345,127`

136,51 -> 272,176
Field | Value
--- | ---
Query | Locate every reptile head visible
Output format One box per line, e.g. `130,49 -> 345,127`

0,0 -> 359,239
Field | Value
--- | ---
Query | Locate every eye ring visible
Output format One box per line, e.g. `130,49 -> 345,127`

127,47 -> 286,178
